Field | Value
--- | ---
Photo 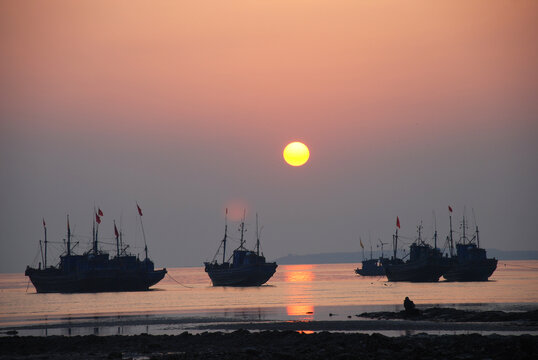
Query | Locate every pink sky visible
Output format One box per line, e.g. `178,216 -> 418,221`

1,1 -> 537,272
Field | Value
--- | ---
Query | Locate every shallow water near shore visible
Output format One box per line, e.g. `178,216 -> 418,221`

1,261 -> 537,336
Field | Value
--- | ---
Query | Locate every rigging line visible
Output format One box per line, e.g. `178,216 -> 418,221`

26,278 -> 31,293
166,273 -> 194,288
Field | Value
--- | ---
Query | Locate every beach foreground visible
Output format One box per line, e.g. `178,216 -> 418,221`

1,331 -> 538,360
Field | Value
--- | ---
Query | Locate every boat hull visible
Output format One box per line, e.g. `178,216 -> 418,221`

384,258 -> 451,282
205,263 -> 277,286
25,268 -> 167,293
355,258 -> 387,276
443,259 -> 497,281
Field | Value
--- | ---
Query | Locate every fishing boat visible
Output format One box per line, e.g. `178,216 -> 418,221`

355,239 -> 387,276
383,217 -> 452,282
204,210 -> 277,286
443,208 -> 497,281
25,205 -> 167,293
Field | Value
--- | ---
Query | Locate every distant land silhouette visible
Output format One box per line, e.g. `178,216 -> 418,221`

275,249 -> 538,265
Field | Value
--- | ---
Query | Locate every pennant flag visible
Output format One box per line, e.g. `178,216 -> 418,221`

137,203 -> 143,216
95,213 -> 101,224
396,216 -> 401,229
114,223 -> 119,238
42,218 -> 46,228
67,218 -> 70,232
98,208 -> 104,216
360,238 -> 364,249
448,205 -> 453,213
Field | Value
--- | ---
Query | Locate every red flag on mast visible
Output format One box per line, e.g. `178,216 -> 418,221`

114,223 -> 119,238
95,213 -> 101,224
448,205 -> 453,213
137,203 -> 143,216
98,208 -> 103,216
396,216 -> 401,229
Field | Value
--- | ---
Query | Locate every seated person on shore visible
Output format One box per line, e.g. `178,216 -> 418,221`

404,297 -> 419,315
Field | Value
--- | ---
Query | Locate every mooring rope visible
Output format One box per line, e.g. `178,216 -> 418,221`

500,262 -> 538,271
166,273 -> 194,288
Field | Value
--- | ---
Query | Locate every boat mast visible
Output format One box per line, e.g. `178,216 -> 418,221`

256,212 -> 260,256
449,210 -> 454,257
43,218 -> 47,268
94,219 -> 99,254
239,209 -> 246,249
476,225 -> 480,248
378,239 -> 385,258
462,214 -> 467,245
417,222 -> 423,244
433,211 -> 437,249
393,217 -> 400,259
114,220 -> 119,257
39,240 -> 44,269
67,215 -> 71,256
137,203 -> 148,260
222,208 -> 228,263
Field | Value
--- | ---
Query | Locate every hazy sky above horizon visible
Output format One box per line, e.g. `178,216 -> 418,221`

1,0 -> 537,273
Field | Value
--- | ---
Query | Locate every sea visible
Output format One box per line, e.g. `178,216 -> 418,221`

1,261 -> 537,336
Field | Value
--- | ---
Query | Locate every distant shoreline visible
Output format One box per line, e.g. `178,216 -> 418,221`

275,250 -> 538,265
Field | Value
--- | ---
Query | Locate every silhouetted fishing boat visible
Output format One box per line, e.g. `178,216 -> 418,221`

355,238 -> 387,276
443,208 -> 497,281
25,205 -> 167,293
204,211 -> 277,286
383,217 -> 451,282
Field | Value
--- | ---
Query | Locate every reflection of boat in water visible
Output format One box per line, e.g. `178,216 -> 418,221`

25,206 -> 167,293
384,218 -> 451,282
355,239 -> 387,276
443,210 -> 497,281
204,211 -> 277,286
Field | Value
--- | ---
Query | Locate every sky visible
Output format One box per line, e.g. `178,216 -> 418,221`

1,0 -> 537,273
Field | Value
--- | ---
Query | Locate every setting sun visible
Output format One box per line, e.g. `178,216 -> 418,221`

283,142 -> 310,167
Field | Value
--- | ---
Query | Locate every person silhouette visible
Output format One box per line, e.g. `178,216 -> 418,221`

404,296 -> 417,315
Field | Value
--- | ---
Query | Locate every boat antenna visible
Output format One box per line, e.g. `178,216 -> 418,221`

223,208 -> 228,263
448,205 -> 454,257
67,215 -> 71,256
239,209 -> 246,249
136,202 -> 148,260
42,218 -> 47,268
256,212 -> 260,256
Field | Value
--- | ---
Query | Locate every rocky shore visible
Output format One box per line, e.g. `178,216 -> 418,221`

358,307 -> 538,323
1,330 -> 537,360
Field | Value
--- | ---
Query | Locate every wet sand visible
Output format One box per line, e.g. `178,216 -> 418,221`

1,308 -> 538,359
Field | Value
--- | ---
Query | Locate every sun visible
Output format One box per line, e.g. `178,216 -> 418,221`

283,141 -> 310,167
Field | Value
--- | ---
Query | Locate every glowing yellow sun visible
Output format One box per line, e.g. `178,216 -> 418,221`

283,141 -> 310,167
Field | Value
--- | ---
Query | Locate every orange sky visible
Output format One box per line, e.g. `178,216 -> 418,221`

1,1 -> 537,272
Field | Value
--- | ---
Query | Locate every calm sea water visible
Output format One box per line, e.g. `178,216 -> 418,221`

1,261 -> 537,335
